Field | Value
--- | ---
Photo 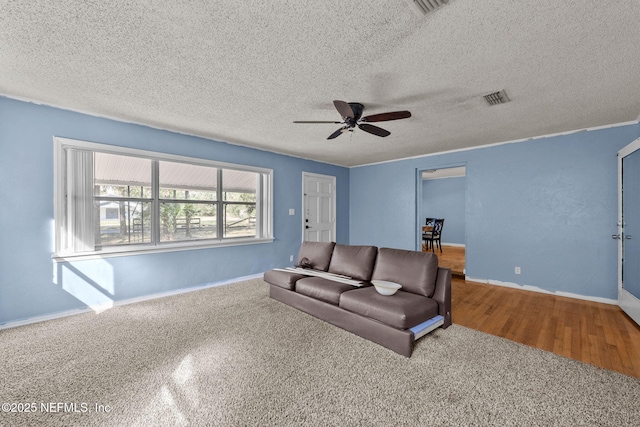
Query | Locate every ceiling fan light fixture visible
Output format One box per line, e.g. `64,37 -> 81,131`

405,0 -> 450,16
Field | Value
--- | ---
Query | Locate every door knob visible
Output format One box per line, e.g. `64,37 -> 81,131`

612,234 -> 621,239
625,235 -> 632,239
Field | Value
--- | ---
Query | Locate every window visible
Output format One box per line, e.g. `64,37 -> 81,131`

158,160 -> 218,242
54,138 -> 273,259
94,152 -> 153,248
222,169 -> 257,238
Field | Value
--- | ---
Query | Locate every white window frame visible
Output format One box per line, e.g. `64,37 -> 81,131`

53,137 -> 273,261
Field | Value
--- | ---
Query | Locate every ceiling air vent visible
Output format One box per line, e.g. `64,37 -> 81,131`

483,90 -> 510,105
405,0 -> 450,16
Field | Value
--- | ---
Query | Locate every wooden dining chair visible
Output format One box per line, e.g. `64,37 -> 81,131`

422,218 -> 444,253
421,218 -> 435,251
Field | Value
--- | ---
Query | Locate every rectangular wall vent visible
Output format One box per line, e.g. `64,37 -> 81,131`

483,90 -> 510,105
405,0 -> 450,16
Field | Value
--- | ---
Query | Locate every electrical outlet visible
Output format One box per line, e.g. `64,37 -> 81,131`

515,266 -> 521,275
290,255 -> 294,262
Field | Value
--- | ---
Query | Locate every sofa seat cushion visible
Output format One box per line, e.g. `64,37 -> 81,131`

339,287 -> 438,330
296,277 -> 358,305
263,270 -> 306,291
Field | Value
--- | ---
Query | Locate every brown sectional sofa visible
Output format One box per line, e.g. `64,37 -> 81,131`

263,242 -> 451,356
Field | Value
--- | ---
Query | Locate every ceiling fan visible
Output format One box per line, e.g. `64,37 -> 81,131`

294,100 -> 411,140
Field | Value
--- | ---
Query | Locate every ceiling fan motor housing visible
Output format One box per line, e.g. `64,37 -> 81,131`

346,103 -> 365,126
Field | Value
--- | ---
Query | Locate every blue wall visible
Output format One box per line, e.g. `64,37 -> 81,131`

0,97 -> 349,324
2,93 -> 640,322
351,125 -> 640,301
422,176 -> 466,245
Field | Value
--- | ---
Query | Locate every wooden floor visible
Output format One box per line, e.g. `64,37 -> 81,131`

433,245 -> 640,378
431,244 -> 465,276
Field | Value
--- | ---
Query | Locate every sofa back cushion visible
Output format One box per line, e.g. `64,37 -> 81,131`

328,244 -> 378,281
371,248 -> 438,297
297,241 -> 336,271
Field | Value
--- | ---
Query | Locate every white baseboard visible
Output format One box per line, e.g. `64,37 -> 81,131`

442,243 -> 465,248
0,273 -> 264,330
464,276 -> 618,305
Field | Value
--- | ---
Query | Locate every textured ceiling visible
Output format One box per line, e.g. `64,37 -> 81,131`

2,0 -> 640,167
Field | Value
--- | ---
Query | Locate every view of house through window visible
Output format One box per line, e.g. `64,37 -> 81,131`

94,152 -> 152,246
55,138 -> 272,257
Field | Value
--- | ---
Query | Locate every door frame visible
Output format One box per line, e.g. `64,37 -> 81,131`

302,172 -> 336,242
416,163 -> 467,252
618,137 -> 640,325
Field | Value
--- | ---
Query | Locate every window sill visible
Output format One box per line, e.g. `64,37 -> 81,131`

53,237 -> 274,262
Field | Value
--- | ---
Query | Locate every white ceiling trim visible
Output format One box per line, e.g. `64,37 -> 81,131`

18,94 -> 640,171
352,118 -> 640,169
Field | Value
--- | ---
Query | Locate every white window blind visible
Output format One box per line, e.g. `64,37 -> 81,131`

65,148 -> 95,253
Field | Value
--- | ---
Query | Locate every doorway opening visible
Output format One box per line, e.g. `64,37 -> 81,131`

417,165 -> 466,276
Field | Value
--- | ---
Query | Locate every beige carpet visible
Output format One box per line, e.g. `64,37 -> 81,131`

1,278 -> 639,426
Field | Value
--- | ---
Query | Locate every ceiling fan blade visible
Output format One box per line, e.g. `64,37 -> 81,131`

333,100 -> 355,119
361,110 -> 411,122
358,123 -> 390,137
293,120 -> 342,124
327,127 -> 348,140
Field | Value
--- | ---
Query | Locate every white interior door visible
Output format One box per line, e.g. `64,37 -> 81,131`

618,137 -> 640,326
303,172 -> 335,242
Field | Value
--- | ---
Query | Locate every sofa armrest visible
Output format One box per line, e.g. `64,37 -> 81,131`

431,267 -> 452,328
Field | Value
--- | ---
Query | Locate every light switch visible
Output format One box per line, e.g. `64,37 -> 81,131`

289,208 -> 295,215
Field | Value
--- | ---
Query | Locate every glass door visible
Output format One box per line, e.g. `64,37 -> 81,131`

618,137 -> 640,326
